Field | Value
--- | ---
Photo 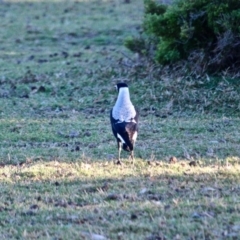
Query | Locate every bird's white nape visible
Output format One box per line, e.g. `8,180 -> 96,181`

112,87 -> 136,122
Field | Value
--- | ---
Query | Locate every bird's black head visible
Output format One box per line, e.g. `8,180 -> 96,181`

116,82 -> 128,92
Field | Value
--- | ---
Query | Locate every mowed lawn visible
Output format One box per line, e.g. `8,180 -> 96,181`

0,0 -> 240,239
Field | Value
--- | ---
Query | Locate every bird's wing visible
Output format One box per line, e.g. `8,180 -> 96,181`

115,122 -> 134,150
110,109 -> 139,151
110,109 -> 119,139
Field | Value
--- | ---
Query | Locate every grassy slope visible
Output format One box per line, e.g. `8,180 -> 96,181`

0,0 -> 239,239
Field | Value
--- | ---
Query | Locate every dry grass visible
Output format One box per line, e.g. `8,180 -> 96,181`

0,159 -> 240,239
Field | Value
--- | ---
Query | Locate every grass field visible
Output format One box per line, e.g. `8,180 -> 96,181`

0,0 -> 240,239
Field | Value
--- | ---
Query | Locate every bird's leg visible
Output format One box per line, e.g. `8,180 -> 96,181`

116,141 -> 122,165
130,150 -> 135,164
129,141 -> 135,164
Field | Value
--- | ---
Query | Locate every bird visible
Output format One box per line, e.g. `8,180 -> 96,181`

110,82 -> 139,164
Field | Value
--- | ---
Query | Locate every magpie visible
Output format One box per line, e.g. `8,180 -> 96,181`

110,83 -> 139,164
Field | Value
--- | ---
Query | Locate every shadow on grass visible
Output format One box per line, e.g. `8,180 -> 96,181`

0,159 -> 240,239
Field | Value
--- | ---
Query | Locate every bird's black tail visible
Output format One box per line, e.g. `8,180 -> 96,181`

122,142 -> 133,152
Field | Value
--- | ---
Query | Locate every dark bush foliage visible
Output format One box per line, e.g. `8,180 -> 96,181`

126,0 -> 240,75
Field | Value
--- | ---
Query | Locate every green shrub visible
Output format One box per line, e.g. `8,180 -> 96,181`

126,0 -> 240,74
125,36 -> 146,54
